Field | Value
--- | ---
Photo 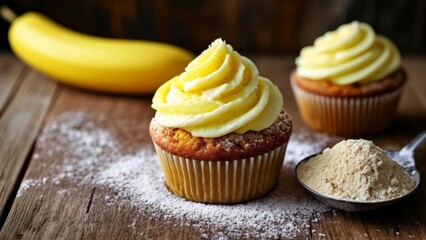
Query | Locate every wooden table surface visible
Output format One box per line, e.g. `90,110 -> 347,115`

0,51 -> 425,239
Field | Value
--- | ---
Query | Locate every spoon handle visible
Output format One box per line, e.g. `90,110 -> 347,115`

400,130 -> 426,157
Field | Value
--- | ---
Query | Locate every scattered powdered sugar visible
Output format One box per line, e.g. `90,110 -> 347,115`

284,128 -> 342,167
17,179 -> 43,197
96,148 -> 328,239
18,111 -> 339,239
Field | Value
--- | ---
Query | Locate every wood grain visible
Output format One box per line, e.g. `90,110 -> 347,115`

0,61 -> 57,218
403,57 -> 426,110
0,87 -> 163,239
2,0 -> 424,53
0,54 -> 425,239
0,53 -> 25,114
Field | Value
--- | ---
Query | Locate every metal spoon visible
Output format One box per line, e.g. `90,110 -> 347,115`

294,131 -> 425,212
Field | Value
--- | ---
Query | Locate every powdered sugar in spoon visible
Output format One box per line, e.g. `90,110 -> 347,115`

294,131 -> 424,212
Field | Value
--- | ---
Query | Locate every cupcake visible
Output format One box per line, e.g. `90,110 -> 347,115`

150,38 -> 292,204
291,21 -> 406,137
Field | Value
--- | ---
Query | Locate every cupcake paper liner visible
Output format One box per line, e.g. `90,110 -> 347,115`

291,80 -> 403,137
153,143 -> 287,204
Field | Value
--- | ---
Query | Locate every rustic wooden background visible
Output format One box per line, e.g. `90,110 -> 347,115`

1,0 -> 425,54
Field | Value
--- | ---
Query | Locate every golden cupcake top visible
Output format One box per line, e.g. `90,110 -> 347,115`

295,21 -> 401,85
152,38 -> 283,138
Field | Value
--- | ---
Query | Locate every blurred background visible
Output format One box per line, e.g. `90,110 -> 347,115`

1,0 -> 425,55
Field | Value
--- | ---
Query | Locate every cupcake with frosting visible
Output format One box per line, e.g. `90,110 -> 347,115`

150,38 -> 292,204
291,21 -> 406,136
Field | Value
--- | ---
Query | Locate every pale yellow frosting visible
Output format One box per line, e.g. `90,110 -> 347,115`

152,39 -> 283,138
296,21 -> 401,85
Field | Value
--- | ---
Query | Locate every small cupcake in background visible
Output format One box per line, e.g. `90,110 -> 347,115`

291,21 -> 406,137
150,38 -> 292,204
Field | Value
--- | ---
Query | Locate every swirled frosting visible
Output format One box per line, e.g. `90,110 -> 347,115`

296,21 -> 401,85
152,39 -> 283,138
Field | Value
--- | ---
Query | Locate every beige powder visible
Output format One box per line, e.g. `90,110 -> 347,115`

297,139 -> 415,202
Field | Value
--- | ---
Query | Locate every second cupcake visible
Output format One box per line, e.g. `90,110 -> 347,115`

150,38 -> 292,204
291,21 -> 406,137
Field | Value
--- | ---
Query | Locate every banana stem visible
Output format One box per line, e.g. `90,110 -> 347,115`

0,6 -> 17,23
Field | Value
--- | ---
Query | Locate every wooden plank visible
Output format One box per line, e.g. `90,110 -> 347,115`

0,86 -> 162,239
403,57 -> 426,111
1,87 -> 206,238
9,1 -> 426,53
1,60 -> 313,239
312,211 -> 369,239
1,55 -> 425,239
0,68 -> 57,218
0,53 -> 26,114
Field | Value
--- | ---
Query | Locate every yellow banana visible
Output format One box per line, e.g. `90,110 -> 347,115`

8,11 -> 195,94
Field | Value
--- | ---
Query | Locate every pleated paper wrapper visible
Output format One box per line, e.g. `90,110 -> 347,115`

153,143 -> 288,204
291,80 -> 403,137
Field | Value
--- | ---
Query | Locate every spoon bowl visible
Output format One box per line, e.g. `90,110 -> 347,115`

294,131 -> 425,212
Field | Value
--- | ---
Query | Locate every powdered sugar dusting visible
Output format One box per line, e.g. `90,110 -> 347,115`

284,128 -> 342,167
17,179 -> 43,197
18,111 -> 338,239
95,149 -> 328,239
